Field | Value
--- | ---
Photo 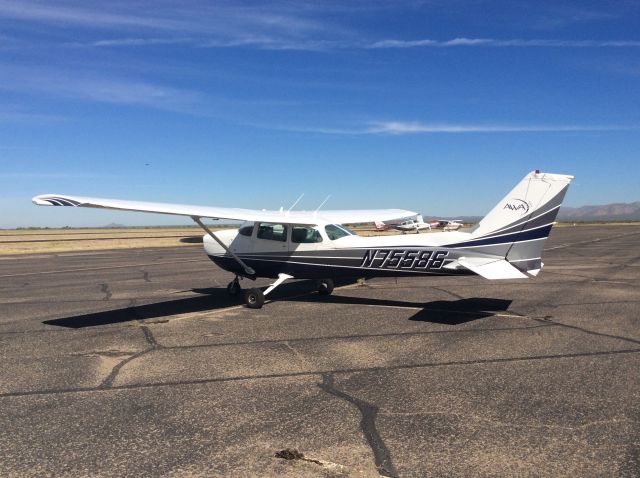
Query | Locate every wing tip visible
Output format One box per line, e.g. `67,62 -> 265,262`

32,195 -> 52,206
32,195 -> 81,207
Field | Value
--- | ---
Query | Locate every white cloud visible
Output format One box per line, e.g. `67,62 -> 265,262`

81,35 -> 640,52
89,37 -> 193,47
0,65 -> 202,112
369,37 -> 640,49
0,0 -> 184,30
5,3 -> 638,53
369,121 -> 640,134
251,121 -> 639,135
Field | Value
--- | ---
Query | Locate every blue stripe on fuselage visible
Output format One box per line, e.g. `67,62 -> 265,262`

445,224 -> 553,248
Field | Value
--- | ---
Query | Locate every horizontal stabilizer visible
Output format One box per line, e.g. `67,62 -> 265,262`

458,257 -> 528,280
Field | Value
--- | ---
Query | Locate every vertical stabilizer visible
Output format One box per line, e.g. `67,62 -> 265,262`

466,171 -> 573,275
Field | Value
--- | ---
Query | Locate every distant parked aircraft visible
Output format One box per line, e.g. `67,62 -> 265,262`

428,219 -> 464,231
375,215 -> 432,233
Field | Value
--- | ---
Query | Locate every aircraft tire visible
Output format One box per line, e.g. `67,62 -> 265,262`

244,288 -> 265,309
227,280 -> 241,296
317,279 -> 334,296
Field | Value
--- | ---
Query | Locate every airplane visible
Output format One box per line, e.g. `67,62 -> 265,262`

375,215 -> 432,233
33,170 -> 573,309
429,219 -> 464,231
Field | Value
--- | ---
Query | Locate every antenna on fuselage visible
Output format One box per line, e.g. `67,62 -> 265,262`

287,193 -> 304,215
313,195 -> 331,216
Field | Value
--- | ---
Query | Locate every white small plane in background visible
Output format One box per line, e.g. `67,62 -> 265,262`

430,219 -> 464,231
375,215 -> 432,233
34,171 -> 572,309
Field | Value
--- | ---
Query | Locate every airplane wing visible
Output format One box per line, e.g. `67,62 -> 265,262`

32,194 -> 416,226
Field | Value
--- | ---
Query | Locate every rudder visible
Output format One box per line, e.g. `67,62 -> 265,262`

469,171 -> 573,275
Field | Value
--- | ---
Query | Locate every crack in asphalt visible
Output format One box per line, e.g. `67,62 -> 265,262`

319,374 -> 398,478
141,325 -> 159,348
3,348 -> 638,399
96,298 -> 162,389
98,325 -> 160,389
100,283 -> 112,301
98,349 -> 151,389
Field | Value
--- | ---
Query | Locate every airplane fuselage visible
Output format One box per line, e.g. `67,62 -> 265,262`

203,224 -> 496,280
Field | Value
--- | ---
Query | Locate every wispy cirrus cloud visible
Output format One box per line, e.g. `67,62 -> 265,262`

253,121 -> 640,135
0,65 -> 202,112
4,2 -> 639,52
369,37 -> 640,49
0,0 -> 186,30
87,37 -> 194,47
0,1 -> 346,45
78,35 -> 640,52
366,121 -> 639,134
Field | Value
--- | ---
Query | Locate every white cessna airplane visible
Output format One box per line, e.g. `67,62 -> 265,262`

33,171 -> 572,309
432,219 -> 464,231
375,215 -> 432,233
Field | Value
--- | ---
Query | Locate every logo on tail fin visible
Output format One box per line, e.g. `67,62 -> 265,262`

503,198 -> 530,215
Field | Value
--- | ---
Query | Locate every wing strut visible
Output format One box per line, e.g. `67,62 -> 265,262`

191,216 -> 256,277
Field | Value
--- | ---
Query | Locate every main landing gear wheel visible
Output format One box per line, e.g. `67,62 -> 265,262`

227,278 -> 241,296
244,288 -> 265,309
317,279 -> 334,296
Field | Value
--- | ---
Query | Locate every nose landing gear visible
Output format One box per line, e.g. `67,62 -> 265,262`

226,276 -> 241,296
244,288 -> 265,309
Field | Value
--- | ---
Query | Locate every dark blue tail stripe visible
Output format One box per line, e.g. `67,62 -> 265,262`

445,224 -> 553,248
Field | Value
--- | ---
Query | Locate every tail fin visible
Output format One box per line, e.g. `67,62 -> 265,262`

466,171 -> 573,275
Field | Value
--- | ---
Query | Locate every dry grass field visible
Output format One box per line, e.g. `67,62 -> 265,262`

0,227 -> 224,255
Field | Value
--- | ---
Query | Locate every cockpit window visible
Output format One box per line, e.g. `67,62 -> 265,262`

238,224 -> 254,237
324,224 -> 354,240
257,223 -> 288,242
291,225 -> 323,243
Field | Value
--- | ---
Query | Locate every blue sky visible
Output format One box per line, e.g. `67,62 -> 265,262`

1,0 -> 639,228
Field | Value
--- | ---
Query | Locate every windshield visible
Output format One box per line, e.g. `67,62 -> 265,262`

325,224 -> 354,240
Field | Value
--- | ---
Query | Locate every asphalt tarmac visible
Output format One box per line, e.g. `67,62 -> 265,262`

1,225 -> 639,477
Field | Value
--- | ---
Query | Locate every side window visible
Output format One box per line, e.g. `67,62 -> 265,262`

291,225 -> 323,243
238,224 -> 254,237
257,223 -> 288,242
325,224 -> 352,240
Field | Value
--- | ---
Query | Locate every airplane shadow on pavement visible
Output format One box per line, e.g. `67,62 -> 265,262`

42,280 -> 323,329
291,294 -> 512,325
43,279 -> 512,328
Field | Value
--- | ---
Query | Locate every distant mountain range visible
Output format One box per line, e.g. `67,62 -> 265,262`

558,201 -> 640,221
